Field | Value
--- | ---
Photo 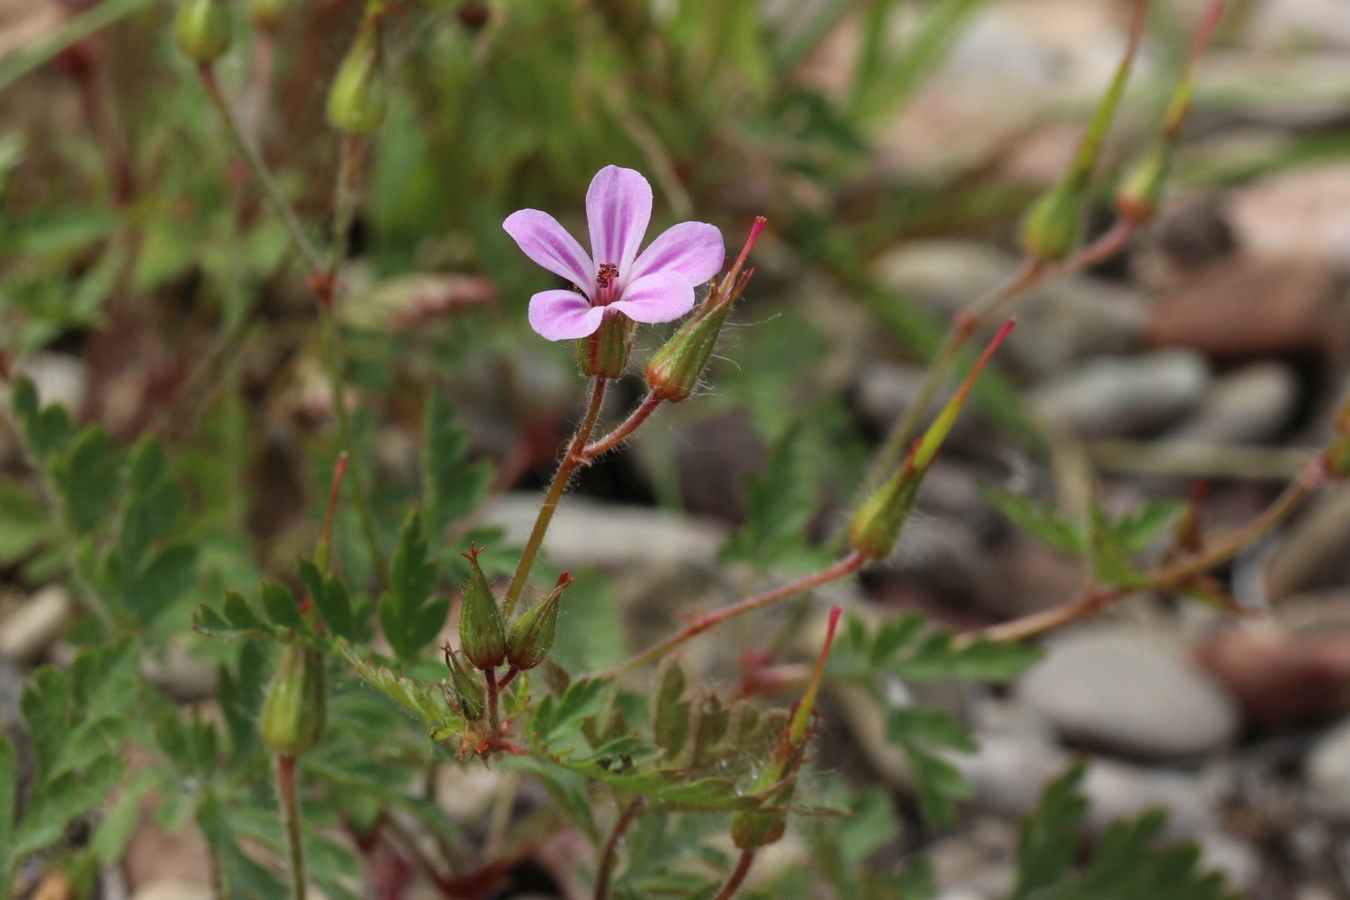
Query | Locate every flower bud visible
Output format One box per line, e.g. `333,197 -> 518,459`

851,321 -> 1013,560
644,305 -> 730,403
174,0 -> 233,63
327,16 -> 388,135
1115,144 -> 1170,225
247,0 -> 287,31
260,645 -> 326,755
575,312 -> 634,378
1020,177 -> 1086,263
442,646 -> 486,721
506,572 -> 571,670
458,544 -> 506,670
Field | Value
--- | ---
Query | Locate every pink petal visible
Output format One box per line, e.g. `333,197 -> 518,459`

503,210 -> 595,298
628,221 -> 726,286
609,271 -> 695,325
585,166 -> 651,279
527,290 -> 606,341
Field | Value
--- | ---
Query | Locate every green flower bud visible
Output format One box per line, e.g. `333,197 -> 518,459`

1115,144 -> 1171,225
260,645 -> 326,755
731,803 -> 789,851
849,465 -> 923,561
458,544 -> 506,670
575,312 -> 634,379
327,17 -> 388,135
246,0 -> 286,31
644,304 -> 730,403
174,0 -> 233,63
442,646 -> 486,721
1020,177 -> 1087,263
506,572 -> 572,671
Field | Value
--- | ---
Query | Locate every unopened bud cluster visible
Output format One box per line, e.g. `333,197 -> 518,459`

445,544 -> 571,722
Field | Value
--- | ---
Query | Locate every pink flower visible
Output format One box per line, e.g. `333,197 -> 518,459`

503,166 -> 726,341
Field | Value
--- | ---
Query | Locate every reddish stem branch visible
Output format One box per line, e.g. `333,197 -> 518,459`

594,800 -> 641,900
967,463 -> 1326,645
713,851 -> 756,900
583,392 -> 663,460
605,552 -> 866,677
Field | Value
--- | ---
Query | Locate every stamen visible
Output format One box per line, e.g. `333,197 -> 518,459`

596,262 -> 619,289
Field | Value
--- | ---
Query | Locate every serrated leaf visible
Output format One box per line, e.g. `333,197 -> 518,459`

651,658 -> 690,760
126,543 -> 197,625
222,591 -> 266,632
1112,499 -> 1187,555
1012,761 -> 1089,900
12,377 -> 73,460
299,559 -> 358,643
15,752 -> 126,857
720,424 -> 824,570
887,706 -> 978,752
0,482 -> 56,564
870,613 -> 925,668
62,425 -> 120,533
903,744 -> 970,826
980,485 -> 1086,554
340,646 -> 463,735
0,737 -> 16,881
21,666 -> 70,784
260,580 -> 307,633
377,512 -> 444,660
423,393 -> 493,538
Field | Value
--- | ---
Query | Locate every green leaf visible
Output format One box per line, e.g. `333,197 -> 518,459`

377,512 -> 445,660
903,744 -> 970,826
534,678 -> 613,747
222,591 -> 266,632
1012,762 -> 1089,900
126,543 -> 198,625
340,646 -> 464,736
1112,499 -> 1187,555
422,394 -> 494,538
299,559 -> 359,643
720,424 -> 824,571
61,425 -> 120,533
15,753 -> 126,857
0,737 -> 16,888
0,482 -> 57,564
260,580 -> 308,633
650,658 -> 690,761
11,377 -> 73,460
980,485 -> 1086,554
886,706 -> 978,753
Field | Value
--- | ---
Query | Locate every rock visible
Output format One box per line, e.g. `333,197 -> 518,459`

625,407 -> 768,522
1194,623 -> 1350,729
129,882 -> 214,900
1014,625 -> 1239,759
1305,716 -> 1350,817
1229,163 -> 1350,264
986,532 -> 1086,620
0,585 -> 73,664
1148,257 -> 1349,363
1248,0 -> 1350,50
1264,487 -> 1350,601
1029,350 -> 1210,439
1167,362 -> 1299,445
1196,832 -> 1262,892
873,241 -> 1146,383
870,518 -> 995,614
481,494 -> 727,570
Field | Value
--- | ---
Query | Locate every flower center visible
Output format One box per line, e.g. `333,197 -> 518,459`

596,263 -> 619,290
594,263 -> 622,306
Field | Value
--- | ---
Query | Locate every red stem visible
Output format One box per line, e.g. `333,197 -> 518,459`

713,851 -> 756,900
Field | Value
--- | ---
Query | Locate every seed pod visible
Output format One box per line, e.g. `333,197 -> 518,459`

575,312 -> 634,378
458,544 -> 506,670
443,648 -> 486,721
506,573 -> 571,670
174,0 -> 233,63
1020,177 -> 1086,263
260,645 -> 326,756
327,15 -> 388,135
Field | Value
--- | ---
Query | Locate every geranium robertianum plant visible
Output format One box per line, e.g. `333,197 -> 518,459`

0,0 -> 1324,897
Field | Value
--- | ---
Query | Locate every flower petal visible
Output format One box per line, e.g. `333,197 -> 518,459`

609,271 -> 696,325
527,290 -> 606,341
503,210 -> 595,296
628,221 -> 726,286
585,166 -> 651,278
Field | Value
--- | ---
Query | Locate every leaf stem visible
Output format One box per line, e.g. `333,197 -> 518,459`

275,753 -> 307,900
484,666 -> 502,738
502,377 -> 609,619
605,551 -> 866,678
594,799 -> 641,900
713,850 -> 756,900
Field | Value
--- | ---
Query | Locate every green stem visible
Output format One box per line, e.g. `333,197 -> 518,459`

320,312 -> 388,589
605,551 -> 866,678
196,63 -> 323,274
502,377 -> 609,619
275,753 -> 307,900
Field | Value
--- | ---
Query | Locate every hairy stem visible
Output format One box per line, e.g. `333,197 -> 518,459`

275,753 -> 307,900
502,377 -> 609,618
583,392 -> 663,460
606,551 -> 866,677
595,800 -> 641,900
484,666 -> 501,738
